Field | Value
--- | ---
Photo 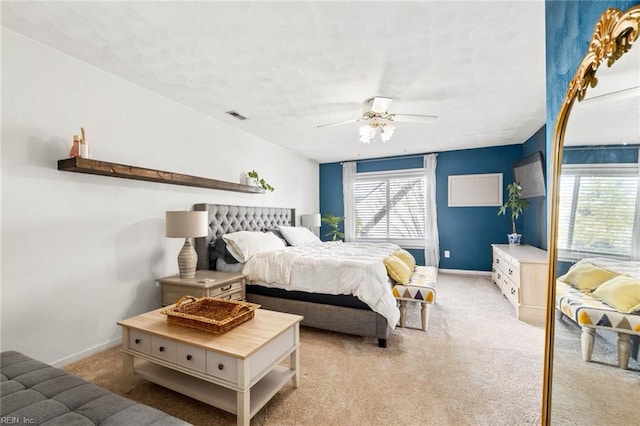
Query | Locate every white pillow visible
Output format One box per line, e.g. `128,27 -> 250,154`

279,226 -> 322,247
222,231 -> 285,263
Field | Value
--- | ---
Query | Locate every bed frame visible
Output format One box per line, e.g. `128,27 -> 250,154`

193,203 -> 391,347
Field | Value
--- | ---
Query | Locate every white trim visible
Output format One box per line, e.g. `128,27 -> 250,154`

355,168 -> 425,180
50,337 -> 121,368
561,163 -> 638,175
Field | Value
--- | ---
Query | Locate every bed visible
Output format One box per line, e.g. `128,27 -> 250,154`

193,203 -> 398,347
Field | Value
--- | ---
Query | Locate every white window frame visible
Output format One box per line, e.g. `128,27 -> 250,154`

558,163 -> 639,261
350,168 -> 426,248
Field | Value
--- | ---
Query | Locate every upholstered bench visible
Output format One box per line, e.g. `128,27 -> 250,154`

1,351 -> 190,425
392,266 -> 438,331
556,280 -> 640,369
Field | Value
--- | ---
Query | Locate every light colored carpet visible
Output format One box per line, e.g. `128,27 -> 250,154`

549,313 -> 639,425
64,273 -> 636,425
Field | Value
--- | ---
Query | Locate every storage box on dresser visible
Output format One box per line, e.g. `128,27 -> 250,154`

491,244 -> 548,325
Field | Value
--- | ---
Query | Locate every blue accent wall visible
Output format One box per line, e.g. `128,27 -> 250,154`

544,0 -> 638,193
522,126 -> 547,250
320,135 -> 547,272
437,145 -> 524,271
545,0 -> 639,277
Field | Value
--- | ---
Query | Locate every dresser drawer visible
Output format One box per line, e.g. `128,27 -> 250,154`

209,282 -> 243,298
206,351 -> 238,384
129,330 -> 151,355
176,343 -> 206,373
503,277 -> 519,305
151,336 -> 177,363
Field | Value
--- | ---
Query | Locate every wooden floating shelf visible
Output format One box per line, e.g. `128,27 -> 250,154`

57,157 -> 265,194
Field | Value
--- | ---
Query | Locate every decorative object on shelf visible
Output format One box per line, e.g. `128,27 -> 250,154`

321,213 -> 344,241
58,157 -> 264,193
69,135 -> 80,158
246,170 -> 275,192
497,182 -> 529,245
79,127 -> 91,159
166,210 -> 208,278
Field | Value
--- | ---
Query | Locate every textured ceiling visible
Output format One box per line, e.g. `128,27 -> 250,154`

1,1 -> 546,163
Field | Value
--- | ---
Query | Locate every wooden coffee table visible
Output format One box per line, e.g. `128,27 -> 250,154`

118,307 -> 303,426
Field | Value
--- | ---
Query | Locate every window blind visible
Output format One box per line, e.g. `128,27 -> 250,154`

353,171 -> 425,244
558,164 -> 639,258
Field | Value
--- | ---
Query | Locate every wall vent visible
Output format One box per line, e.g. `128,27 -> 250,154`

226,110 -> 247,120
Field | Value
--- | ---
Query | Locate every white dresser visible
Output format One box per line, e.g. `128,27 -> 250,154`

491,244 -> 548,325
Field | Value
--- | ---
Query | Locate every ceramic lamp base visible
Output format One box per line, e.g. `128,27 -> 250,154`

177,238 -> 198,278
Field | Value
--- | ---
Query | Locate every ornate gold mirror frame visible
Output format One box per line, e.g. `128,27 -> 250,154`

542,5 -> 640,424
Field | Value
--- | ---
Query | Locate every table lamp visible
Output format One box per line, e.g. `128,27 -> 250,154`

165,211 -> 208,278
301,213 -> 321,234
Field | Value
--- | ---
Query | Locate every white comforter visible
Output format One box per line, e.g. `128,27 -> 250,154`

242,241 -> 401,327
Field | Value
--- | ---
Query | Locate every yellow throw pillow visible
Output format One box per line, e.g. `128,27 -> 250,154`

593,275 -> 640,313
384,255 -> 411,285
558,262 -> 619,293
395,249 -> 416,271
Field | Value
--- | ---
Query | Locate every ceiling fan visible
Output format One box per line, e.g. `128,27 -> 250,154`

317,96 -> 438,143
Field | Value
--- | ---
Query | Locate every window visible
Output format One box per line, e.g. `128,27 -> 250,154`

352,169 -> 425,246
558,164 -> 639,260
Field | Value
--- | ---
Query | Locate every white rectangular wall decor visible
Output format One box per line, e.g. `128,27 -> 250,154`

448,173 -> 503,207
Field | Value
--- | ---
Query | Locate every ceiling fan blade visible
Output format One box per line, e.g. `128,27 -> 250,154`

391,113 -> 439,123
369,96 -> 393,113
316,118 -> 360,128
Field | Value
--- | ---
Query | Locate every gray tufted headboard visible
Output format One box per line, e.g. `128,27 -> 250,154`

193,203 -> 295,270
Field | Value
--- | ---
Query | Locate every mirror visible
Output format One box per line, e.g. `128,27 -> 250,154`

543,5 -> 640,424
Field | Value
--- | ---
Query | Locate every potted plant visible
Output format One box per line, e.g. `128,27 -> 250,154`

321,213 -> 344,241
497,182 -> 529,245
246,170 -> 275,192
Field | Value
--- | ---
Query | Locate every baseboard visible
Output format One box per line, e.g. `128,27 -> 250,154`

439,269 -> 492,276
51,337 -> 121,368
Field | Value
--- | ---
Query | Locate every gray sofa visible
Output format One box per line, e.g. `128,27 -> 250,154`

1,351 -> 190,425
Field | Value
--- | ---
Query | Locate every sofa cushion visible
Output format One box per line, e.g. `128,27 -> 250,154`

384,255 -> 412,284
593,275 -> 640,314
556,280 -> 640,333
558,262 -> 619,293
1,351 -> 191,425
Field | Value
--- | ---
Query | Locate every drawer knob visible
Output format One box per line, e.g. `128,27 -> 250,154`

159,346 -> 165,352
186,355 -> 192,361
508,268 -> 513,275
496,258 -> 500,263
135,338 -> 141,344
218,363 -> 224,370
511,288 -> 516,295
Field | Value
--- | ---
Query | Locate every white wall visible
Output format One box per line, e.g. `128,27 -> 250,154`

0,29 -> 319,366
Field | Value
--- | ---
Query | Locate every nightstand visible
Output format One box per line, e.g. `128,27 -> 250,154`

159,270 -> 246,306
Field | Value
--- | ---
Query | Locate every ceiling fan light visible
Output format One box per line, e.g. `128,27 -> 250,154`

359,125 -> 374,143
379,124 -> 395,143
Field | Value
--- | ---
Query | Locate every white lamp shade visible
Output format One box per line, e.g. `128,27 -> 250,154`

301,213 -> 321,228
165,211 -> 208,238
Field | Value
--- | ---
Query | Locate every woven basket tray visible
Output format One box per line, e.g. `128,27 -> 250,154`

160,295 -> 260,334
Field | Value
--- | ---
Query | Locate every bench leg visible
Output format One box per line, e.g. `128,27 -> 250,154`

617,333 -> 632,369
581,327 -> 595,362
399,300 -> 407,328
421,303 -> 428,331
